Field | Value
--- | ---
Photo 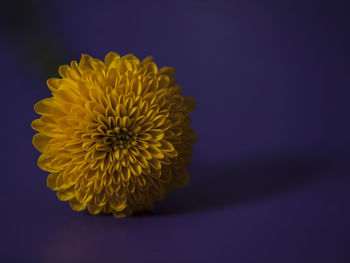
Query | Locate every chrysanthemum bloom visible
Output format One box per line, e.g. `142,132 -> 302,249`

32,52 -> 197,217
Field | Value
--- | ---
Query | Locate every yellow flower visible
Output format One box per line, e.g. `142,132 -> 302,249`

32,52 -> 197,217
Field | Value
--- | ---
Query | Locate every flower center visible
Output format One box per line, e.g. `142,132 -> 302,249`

103,130 -> 137,150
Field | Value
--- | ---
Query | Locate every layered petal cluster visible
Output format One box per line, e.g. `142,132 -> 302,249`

32,52 -> 197,217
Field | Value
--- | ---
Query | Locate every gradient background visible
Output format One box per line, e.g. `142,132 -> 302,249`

1,0 -> 350,262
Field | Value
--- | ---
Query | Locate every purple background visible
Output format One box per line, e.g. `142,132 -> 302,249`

1,0 -> 350,262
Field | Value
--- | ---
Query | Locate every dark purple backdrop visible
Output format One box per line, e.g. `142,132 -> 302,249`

1,0 -> 350,262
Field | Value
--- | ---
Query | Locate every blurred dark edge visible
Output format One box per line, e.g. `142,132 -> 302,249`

155,150 -> 336,215
0,0 -> 70,79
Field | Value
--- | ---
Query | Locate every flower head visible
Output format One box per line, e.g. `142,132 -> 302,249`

32,52 -> 197,217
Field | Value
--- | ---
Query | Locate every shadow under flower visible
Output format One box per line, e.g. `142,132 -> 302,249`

154,150 -> 335,215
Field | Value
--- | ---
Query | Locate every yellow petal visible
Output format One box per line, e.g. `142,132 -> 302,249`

148,129 -> 164,141
136,175 -> 147,188
57,186 -> 75,201
142,56 -> 154,63
54,89 -> 76,103
32,133 -> 51,153
158,75 -> 170,89
69,198 -> 86,211
121,167 -> 131,182
183,96 -> 196,112
87,202 -> 103,215
110,196 -> 127,212
159,66 -> 175,79
34,98 -> 54,115
47,173 -> 59,190
104,51 -> 120,66
149,158 -> 161,170
145,62 -> 158,75
121,54 -> 140,64
152,115 -> 167,128
79,54 -> 93,71
31,119 -> 45,132
58,65 -> 70,78
161,140 -> 175,152
138,148 -> 152,160
148,146 -> 164,159
112,212 -> 127,218
37,154 -> 57,172
70,60 -> 81,77
130,163 -> 142,176
46,78 -> 60,91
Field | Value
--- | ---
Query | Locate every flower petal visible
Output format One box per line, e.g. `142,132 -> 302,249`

32,133 -> 51,153
57,186 -> 75,201
69,198 -> 86,211
104,51 -> 120,67
159,66 -> 175,79
34,99 -> 54,115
